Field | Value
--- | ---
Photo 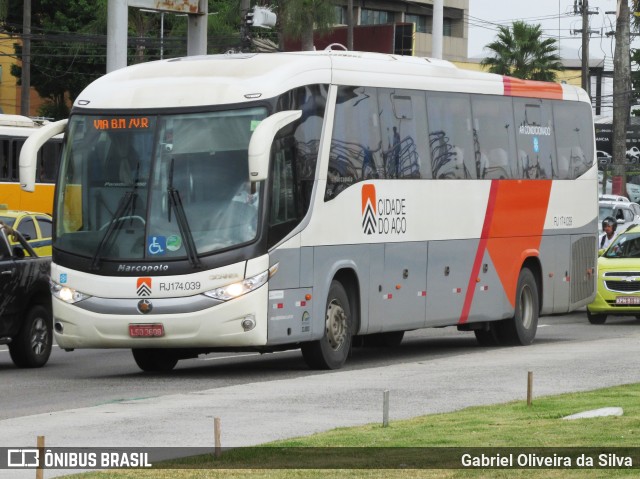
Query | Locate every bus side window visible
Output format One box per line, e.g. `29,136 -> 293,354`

552,101 -> 593,179
11,139 -> 26,181
427,92 -> 475,179
327,86 -> 382,200
0,138 -> 8,180
38,141 -> 60,183
471,95 -> 515,179
377,88 -> 427,179
514,99 -> 554,179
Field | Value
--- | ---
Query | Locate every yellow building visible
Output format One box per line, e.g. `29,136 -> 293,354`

0,33 -> 46,116
453,57 -> 584,89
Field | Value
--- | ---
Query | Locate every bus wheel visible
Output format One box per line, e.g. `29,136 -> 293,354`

496,268 -> 539,345
301,280 -> 352,370
132,349 -> 178,372
9,305 -> 53,368
587,310 -> 607,324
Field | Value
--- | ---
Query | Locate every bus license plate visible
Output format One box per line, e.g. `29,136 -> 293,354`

129,324 -> 164,337
615,297 -> 640,305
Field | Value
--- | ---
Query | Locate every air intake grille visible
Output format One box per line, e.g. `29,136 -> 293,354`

571,236 -> 596,303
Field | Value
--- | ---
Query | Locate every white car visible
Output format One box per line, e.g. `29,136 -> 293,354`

599,194 -> 629,202
627,147 -> 640,163
599,199 -> 640,233
597,150 -> 612,166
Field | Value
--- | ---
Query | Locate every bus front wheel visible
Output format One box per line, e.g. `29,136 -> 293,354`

496,268 -> 539,345
301,280 -> 352,370
132,349 -> 178,372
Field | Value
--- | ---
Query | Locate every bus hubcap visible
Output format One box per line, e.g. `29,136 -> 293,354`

326,300 -> 347,351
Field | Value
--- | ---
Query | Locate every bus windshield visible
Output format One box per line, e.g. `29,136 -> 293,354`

54,108 -> 267,262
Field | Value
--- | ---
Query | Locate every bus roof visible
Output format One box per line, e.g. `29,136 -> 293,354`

0,114 -> 39,128
74,50 -> 590,111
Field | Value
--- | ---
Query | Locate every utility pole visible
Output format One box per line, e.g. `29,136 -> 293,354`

20,0 -> 31,116
347,0 -> 353,50
612,0 -> 631,197
573,0 -> 597,96
581,0 -> 590,94
432,0 -> 443,59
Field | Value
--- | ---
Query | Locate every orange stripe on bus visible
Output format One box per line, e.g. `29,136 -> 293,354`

503,76 -> 563,100
486,180 -> 552,307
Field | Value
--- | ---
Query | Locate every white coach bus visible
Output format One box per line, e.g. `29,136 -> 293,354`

20,51 -> 597,372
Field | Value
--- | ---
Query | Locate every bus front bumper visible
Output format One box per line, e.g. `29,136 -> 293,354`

52,286 -> 269,349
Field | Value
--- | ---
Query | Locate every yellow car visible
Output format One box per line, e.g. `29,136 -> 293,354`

588,224 -> 640,324
0,206 -> 52,256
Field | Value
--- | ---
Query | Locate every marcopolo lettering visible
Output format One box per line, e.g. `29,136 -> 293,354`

117,264 -> 169,273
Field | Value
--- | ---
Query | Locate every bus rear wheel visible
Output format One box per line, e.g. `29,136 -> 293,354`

495,268 -> 539,345
301,280 -> 352,370
132,349 -> 178,372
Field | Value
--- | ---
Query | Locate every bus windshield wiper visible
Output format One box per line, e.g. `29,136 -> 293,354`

167,158 -> 201,269
91,190 -> 137,270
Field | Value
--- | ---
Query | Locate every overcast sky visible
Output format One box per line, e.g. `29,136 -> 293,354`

467,0 -> 624,67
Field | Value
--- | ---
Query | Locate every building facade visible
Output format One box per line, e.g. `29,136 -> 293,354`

332,0 -> 469,61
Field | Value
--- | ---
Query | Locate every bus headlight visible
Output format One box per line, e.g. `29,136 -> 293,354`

204,264 -> 278,302
50,280 -> 92,304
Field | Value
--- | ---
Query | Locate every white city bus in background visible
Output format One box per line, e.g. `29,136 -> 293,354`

20,51 -> 598,372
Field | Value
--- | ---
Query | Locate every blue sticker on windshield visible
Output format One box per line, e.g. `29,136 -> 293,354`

533,137 -> 539,153
147,236 -> 166,256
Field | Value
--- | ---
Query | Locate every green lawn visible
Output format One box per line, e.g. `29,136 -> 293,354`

67,383 -> 640,478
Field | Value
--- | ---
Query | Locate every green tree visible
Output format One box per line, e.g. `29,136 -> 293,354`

480,20 -> 564,82
279,0 -> 336,51
4,1 -> 242,119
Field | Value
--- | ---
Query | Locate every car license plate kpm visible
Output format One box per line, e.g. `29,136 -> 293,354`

615,296 -> 640,305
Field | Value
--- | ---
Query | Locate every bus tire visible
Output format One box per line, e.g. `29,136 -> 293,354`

587,310 -> 607,324
132,349 -> 178,372
301,280 -> 352,370
496,268 -> 539,345
9,305 -> 52,368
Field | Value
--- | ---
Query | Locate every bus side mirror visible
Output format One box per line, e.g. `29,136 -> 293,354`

248,110 -> 302,183
19,119 -> 67,192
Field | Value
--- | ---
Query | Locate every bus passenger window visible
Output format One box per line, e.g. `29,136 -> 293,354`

427,93 -> 475,179
471,95 -> 515,179
553,101 -> 593,179
327,86 -> 383,200
514,99 -> 554,179
0,139 -> 8,180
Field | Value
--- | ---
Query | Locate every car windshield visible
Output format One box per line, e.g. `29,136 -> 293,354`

603,232 -> 640,258
54,108 -> 267,262
598,205 -> 618,223
0,216 -> 16,227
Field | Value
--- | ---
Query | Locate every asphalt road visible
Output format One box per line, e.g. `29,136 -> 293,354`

1,310 -> 640,477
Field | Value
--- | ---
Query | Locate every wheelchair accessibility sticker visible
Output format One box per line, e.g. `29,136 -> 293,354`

147,236 -> 166,256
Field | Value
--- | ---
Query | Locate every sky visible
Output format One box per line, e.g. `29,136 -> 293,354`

466,0 -> 635,116
467,0 -> 625,65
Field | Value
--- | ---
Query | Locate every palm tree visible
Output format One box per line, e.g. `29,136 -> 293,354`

481,21 -> 564,82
